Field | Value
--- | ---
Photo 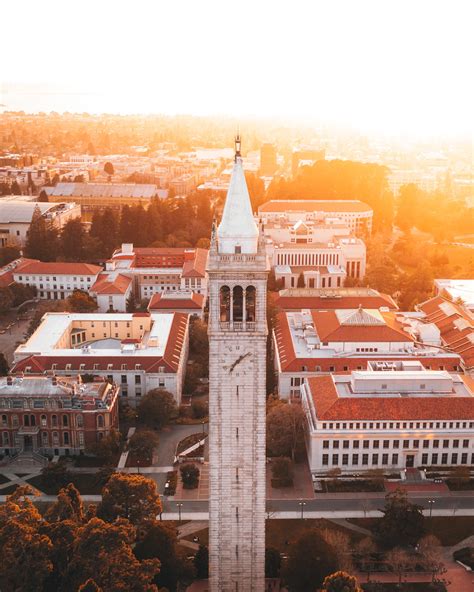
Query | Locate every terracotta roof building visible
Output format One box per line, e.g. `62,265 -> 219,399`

301,361 -> 474,473
273,307 -> 463,399
12,312 -> 189,406
415,296 -> 474,372
148,291 -> 205,317
273,288 -> 398,312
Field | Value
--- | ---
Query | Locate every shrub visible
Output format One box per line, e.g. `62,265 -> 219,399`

191,399 -> 208,419
180,463 -> 200,489
271,457 -> 293,487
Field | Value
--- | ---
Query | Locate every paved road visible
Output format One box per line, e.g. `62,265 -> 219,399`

162,491 -> 474,518
155,424 -> 208,467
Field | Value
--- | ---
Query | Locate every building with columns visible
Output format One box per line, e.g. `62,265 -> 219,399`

301,361 -> 474,474
207,136 -> 267,591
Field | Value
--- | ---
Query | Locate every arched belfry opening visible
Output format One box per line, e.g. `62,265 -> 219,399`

220,285 -> 231,322
233,286 -> 244,322
245,285 -> 256,322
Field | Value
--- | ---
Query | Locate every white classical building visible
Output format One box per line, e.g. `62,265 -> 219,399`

207,137 -> 267,591
12,312 -> 189,406
301,361 -> 474,474
258,199 -> 373,235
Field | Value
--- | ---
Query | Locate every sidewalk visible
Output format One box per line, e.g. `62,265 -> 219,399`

267,461 -> 315,500
174,463 -> 209,501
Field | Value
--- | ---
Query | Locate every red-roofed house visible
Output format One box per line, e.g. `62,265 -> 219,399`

274,307 -> 463,399
12,311 -> 190,406
104,242 -> 208,304
301,361 -> 474,473
148,291 -> 205,317
273,288 -> 398,311
13,259 -> 102,301
91,273 -> 133,312
417,296 -> 474,373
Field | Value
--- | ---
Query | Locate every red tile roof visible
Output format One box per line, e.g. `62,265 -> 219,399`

417,296 -> 474,370
11,313 -> 189,374
273,310 -> 460,372
259,200 -> 373,213
307,375 -> 474,421
148,292 -> 205,310
274,292 -> 398,311
91,273 -> 132,295
14,261 -> 102,276
181,248 -> 208,278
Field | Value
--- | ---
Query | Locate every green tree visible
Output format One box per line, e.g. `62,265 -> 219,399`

283,528 -> 339,592
322,571 -> 363,592
40,461 -> 72,490
104,161 -> 115,181
265,547 -> 281,578
86,428 -> 121,463
0,353 -> 9,376
0,245 -> 21,266
97,473 -> 162,526
65,517 -> 159,591
78,580 -> 103,592
66,290 -> 97,312
137,389 -> 177,429
194,544 -> 209,579
180,463 -> 200,489
128,430 -> 159,462
45,483 -> 85,523
266,402 -> 306,461
376,489 -> 425,548
61,218 -> 86,261
24,204 -> 58,261
0,287 -> 14,312
135,522 -> 194,591
271,457 -> 293,486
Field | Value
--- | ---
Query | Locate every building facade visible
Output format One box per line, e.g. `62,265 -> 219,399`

12,312 -> 189,407
0,375 -> 119,458
208,138 -> 267,591
301,362 -> 474,474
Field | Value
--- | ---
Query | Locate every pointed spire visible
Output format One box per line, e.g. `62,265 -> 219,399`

218,135 -> 259,254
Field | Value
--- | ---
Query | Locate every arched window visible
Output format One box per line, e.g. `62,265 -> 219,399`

63,432 -> 70,445
52,415 -> 58,427
52,432 -> 59,445
76,414 -> 83,428
1,415 -> 7,427
23,415 -> 30,427
30,415 -> 36,427
62,415 -> 68,427
220,285 -> 231,322
233,286 -> 243,322
41,415 -> 47,427
42,432 -> 49,446
97,415 -> 104,428
245,286 -> 256,322
3,432 -> 9,446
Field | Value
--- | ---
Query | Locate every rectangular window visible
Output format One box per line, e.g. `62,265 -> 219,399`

463,439 -> 469,448
373,440 -> 379,449
443,440 -> 449,449
342,454 -> 349,466
383,440 -> 390,449
333,441 -> 339,449
422,453 -> 428,464
452,453 -> 458,465
413,440 -> 419,449
323,441 -> 329,449
363,441 -> 370,449
432,453 -> 438,465
403,440 -> 410,449
362,454 -> 369,465
453,440 -> 459,449
372,454 -> 379,465
423,440 -> 430,449
322,454 -> 329,466
135,375 -> 141,385
382,454 -> 389,465
352,454 -> 359,465
461,453 -> 468,464
343,440 -> 349,449
393,440 -> 400,449
441,453 -> 448,464
353,441 -> 359,449
392,453 -> 398,465
433,440 -> 439,449
332,454 -> 339,465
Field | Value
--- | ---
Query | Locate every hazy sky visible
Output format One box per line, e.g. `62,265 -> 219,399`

2,0 -> 473,137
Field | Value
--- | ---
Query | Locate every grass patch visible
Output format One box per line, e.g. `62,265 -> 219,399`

26,473 -> 103,495
73,454 -> 120,468
347,516 -> 474,546
0,483 -> 21,495
362,584 -> 446,592
0,474 -> 11,485
446,478 -> 474,491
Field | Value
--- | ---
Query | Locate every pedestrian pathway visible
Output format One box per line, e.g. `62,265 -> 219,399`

328,518 -> 372,537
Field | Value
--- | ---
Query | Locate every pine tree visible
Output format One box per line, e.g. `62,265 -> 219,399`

24,205 -> 58,261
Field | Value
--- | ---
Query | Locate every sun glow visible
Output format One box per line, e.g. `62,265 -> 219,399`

1,0 -> 473,137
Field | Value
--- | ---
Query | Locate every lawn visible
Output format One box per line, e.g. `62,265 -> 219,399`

26,473 -> 104,495
182,518 -> 367,550
446,478 -> 474,491
0,474 -> 11,485
347,516 -> 474,546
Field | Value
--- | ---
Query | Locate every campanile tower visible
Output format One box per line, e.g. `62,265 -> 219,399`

207,136 -> 268,591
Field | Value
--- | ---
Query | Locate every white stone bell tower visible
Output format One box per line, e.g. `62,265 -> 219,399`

207,135 -> 268,591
